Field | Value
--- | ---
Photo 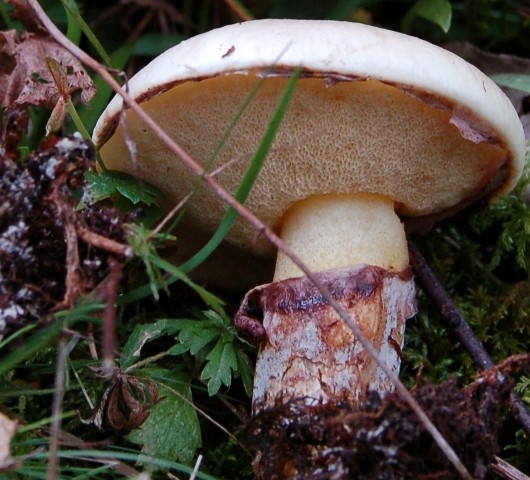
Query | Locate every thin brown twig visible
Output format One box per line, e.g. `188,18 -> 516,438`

215,391 -> 249,423
53,189 -> 81,310
408,238 -> 530,437
490,456 -> 530,480
26,2 -> 472,477
77,226 -> 132,256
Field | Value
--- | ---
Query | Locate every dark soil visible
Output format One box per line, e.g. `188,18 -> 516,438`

0,133 -> 129,337
244,357 -> 528,480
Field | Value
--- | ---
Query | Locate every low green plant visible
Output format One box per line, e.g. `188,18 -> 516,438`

1,1 -> 530,478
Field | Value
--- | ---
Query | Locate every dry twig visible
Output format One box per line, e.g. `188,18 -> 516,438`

408,238 -> 530,437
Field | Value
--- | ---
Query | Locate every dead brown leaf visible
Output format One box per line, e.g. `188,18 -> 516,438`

106,373 -> 160,431
0,412 -> 17,469
0,30 -> 95,111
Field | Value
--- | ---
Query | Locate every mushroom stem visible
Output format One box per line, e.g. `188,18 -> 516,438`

247,192 -> 417,411
274,193 -> 409,281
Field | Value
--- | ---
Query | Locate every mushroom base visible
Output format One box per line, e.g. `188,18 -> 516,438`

244,373 -> 510,480
235,264 -> 417,411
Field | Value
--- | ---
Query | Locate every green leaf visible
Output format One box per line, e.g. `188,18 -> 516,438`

168,320 -> 220,356
127,369 -> 201,466
120,319 -> 181,369
201,336 -> 238,396
492,73 -> 530,94
83,170 -> 162,207
166,310 -> 252,396
402,0 -> 452,33
326,0 -> 363,20
235,348 -> 255,397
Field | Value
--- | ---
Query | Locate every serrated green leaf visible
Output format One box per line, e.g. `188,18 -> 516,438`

235,348 -> 255,398
201,309 -> 230,328
120,319 -> 181,369
201,337 -> 238,396
169,320 -> 220,356
403,0 -> 452,33
127,369 -> 200,466
84,170 -> 162,206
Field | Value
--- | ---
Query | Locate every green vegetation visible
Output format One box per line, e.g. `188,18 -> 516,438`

1,0 -> 529,478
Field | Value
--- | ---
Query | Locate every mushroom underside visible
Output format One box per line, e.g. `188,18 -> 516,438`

99,74 -> 510,258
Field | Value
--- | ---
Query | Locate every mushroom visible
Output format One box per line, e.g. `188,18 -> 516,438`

93,16 -> 525,453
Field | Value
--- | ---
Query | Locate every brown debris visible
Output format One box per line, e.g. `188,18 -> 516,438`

244,355 -> 529,480
0,134 -> 130,338
106,371 -> 159,431
0,30 -> 95,110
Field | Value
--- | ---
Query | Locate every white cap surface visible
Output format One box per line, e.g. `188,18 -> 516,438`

93,19 -> 526,257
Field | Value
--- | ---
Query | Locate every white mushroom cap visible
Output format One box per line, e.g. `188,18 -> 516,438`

93,19 -> 526,258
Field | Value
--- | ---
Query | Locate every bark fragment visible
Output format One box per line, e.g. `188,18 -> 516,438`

235,265 -> 417,411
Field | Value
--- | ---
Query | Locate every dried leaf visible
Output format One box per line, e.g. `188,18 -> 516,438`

46,95 -> 68,135
106,374 -> 159,431
0,30 -> 95,110
0,412 -> 17,468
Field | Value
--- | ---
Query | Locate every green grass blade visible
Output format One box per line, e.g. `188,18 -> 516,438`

163,68 -> 284,236
179,69 -> 300,273
119,71 -> 300,304
78,43 -> 134,132
63,0 -> 81,44
0,303 -> 104,377
24,449 -> 219,479
60,0 -> 112,66
0,324 -> 36,350
0,320 -> 64,377
67,99 -> 91,139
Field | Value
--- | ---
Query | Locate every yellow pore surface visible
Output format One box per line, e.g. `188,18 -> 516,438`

100,74 -> 506,257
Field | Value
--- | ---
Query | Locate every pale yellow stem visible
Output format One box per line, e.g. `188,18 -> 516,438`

274,192 -> 409,281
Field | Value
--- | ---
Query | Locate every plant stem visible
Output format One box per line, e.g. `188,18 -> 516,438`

408,238 -> 530,437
